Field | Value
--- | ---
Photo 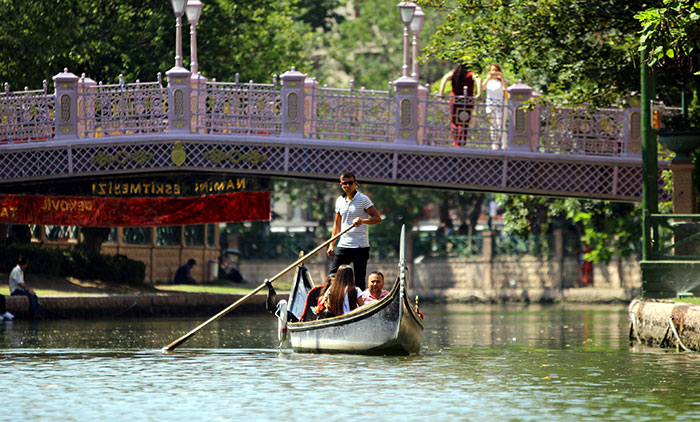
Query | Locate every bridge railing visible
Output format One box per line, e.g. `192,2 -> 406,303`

420,92 -> 509,149
537,105 -> 627,156
0,82 -> 54,145
1,68 -> 648,161
77,75 -> 168,138
305,82 -> 395,142
192,75 -> 281,136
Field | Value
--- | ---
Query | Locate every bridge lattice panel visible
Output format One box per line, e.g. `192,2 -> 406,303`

0,148 -> 69,179
397,153 -> 504,186
287,147 -> 394,180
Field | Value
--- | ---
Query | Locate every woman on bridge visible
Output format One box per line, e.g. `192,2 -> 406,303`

450,64 -> 476,146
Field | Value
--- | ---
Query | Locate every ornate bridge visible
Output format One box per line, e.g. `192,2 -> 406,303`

0,67 -> 670,201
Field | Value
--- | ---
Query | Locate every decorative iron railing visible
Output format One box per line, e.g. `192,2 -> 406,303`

538,106 -> 626,156
78,76 -> 167,138
192,76 -> 281,136
0,68 -> 664,163
306,83 -> 394,142
420,93 -> 509,149
0,83 -> 55,144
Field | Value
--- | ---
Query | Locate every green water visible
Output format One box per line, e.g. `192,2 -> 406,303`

1,304 -> 698,421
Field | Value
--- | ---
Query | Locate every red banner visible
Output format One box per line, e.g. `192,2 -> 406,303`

0,192 -> 270,226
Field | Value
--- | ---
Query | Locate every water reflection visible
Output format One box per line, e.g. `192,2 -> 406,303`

2,304 -> 700,421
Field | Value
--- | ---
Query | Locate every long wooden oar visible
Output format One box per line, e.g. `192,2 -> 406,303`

163,224 -> 354,351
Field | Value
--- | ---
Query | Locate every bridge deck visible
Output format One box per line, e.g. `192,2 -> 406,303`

0,69 -> 672,201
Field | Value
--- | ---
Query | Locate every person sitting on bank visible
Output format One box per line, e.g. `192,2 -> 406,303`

361,271 -> 389,304
9,255 -> 39,318
174,259 -> 196,284
316,265 -> 363,318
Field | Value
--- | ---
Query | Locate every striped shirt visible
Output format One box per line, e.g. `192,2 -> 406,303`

335,191 -> 374,248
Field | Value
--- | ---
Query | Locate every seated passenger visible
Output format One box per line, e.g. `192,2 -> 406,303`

361,271 -> 389,304
299,274 -> 335,321
317,265 -> 363,318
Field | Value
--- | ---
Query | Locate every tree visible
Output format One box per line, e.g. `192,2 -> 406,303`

422,0 -> 665,105
313,0 -> 451,89
0,0 -> 314,89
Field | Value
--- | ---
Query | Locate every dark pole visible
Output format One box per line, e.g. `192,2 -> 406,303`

641,51 -> 657,260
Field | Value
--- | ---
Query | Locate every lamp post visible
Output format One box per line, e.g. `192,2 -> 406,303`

186,0 -> 204,75
410,6 -> 425,80
171,0 -> 187,69
398,2 -> 416,78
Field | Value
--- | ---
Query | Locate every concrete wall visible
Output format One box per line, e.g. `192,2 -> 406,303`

238,254 -> 642,301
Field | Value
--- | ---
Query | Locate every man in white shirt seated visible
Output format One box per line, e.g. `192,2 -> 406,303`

361,271 -> 389,304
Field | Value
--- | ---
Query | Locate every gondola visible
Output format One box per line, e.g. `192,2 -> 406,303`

275,225 -> 424,355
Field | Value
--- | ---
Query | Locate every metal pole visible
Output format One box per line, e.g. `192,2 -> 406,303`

641,51 -> 657,260
411,33 -> 419,80
175,15 -> 183,68
190,22 -> 198,74
402,23 -> 411,77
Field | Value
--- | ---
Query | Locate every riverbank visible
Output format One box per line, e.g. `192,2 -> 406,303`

0,274 -> 641,319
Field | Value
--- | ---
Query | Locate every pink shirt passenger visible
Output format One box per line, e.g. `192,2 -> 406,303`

362,271 -> 388,303
362,289 -> 388,303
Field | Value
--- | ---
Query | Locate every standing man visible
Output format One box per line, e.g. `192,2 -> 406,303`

9,255 -> 39,318
327,172 -> 382,291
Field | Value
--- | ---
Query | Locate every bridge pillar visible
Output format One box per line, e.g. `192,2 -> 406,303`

393,76 -> 419,144
52,69 -> 80,140
166,66 -> 192,133
280,68 -> 306,138
506,81 -> 537,152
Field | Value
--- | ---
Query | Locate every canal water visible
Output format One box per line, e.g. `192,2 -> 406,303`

2,303 -> 699,421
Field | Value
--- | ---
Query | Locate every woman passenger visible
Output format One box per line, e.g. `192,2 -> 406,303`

319,265 -> 364,317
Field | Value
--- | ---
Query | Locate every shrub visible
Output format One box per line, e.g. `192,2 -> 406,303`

0,243 -> 145,284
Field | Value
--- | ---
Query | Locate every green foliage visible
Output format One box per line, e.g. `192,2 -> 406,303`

422,0 -> 661,105
636,0 -> 700,72
495,195 -> 642,263
0,0 -> 314,89
313,0 -> 451,89
0,242 -> 145,283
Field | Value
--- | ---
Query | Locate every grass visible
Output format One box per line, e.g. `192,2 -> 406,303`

34,289 -> 112,297
672,296 -> 700,305
154,281 -> 292,295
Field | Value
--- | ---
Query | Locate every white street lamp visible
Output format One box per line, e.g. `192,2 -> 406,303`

186,0 -> 204,75
397,1 -> 416,78
410,6 -> 425,80
171,0 -> 187,69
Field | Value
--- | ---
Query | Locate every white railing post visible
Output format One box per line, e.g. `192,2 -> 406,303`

303,77 -> 317,138
393,76 -> 419,144
624,96 -> 642,158
77,74 -> 96,138
416,84 -> 428,144
191,72 -> 208,134
166,66 -> 192,133
506,81 -> 537,152
52,69 -> 80,139
280,67 -> 306,138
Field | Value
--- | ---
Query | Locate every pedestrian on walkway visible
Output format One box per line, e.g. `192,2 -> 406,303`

326,172 -> 382,291
9,255 -> 39,318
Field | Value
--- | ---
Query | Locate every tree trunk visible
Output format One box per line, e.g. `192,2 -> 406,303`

80,227 -> 111,255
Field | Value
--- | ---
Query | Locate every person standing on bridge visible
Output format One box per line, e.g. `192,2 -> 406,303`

326,172 -> 382,291
450,64 -> 476,146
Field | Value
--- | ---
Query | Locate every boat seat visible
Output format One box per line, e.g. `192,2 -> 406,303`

299,286 -> 323,322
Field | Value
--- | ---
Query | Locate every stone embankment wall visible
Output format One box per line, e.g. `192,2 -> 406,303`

240,254 -> 641,303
